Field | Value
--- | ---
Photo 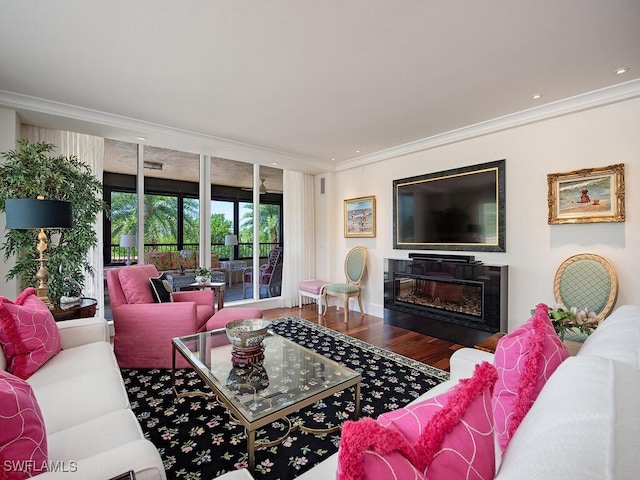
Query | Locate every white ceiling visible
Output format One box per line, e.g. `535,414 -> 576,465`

1,0 -> 639,174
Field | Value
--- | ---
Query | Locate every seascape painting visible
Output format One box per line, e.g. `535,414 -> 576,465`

558,175 -> 612,216
548,164 -> 625,224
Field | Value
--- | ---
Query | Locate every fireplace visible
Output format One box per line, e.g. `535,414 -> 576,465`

384,255 -> 508,346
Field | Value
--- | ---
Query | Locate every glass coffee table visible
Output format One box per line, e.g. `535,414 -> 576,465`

171,328 -> 361,472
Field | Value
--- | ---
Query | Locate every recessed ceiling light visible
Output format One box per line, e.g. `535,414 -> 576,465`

355,150 -> 361,153
331,158 -> 336,161
136,136 -> 147,141
271,162 -> 278,166
614,67 -> 629,75
532,93 -> 543,100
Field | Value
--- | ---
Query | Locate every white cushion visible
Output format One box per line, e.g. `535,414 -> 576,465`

27,341 -> 117,388
31,367 -> 130,434
295,453 -> 338,480
496,355 -> 640,480
57,316 -> 110,349
578,305 -> 640,368
35,439 -> 166,480
47,409 -> 144,460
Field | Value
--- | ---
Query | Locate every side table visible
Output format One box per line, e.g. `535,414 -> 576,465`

187,282 -> 225,311
165,273 -> 197,292
219,260 -> 248,287
51,297 -> 98,322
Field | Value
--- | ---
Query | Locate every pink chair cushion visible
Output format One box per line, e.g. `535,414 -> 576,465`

117,264 -> 159,304
492,303 -> 570,453
299,280 -> 330,295
337,362 -> 498,480
0,288 -> 62,379
0,369 -> 48,478
205,308 -> 264,331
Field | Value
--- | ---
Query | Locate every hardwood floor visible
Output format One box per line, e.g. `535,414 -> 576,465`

262,304 -> 464,372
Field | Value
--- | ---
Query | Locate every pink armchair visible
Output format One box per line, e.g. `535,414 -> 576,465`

106,264 -> 215,368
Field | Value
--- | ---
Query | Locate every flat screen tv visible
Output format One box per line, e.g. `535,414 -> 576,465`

393,160 -> 506,252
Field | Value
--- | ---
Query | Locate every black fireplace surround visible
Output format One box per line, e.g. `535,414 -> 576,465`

384,255 -> 508,346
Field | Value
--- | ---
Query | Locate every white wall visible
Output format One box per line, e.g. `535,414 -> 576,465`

0,108 -> 20,299
320,96 -> 640,331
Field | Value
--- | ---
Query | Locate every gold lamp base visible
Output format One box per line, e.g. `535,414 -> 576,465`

35,227 -> 53,309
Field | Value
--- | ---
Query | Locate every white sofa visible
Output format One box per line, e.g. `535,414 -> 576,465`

221,304 -> 640,480
1,316 -> 166,480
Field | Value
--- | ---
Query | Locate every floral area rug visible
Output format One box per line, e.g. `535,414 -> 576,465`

121,316 -> 449,480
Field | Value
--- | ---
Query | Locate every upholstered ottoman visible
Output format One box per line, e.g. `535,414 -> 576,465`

205,307 -> 264,331
299,280 -> 329,314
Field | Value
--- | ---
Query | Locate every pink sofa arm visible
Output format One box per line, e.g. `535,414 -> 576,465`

112,302 -> 203,368
173,289 -> 215,305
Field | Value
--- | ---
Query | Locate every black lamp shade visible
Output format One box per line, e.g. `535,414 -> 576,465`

5,199 -> 73,230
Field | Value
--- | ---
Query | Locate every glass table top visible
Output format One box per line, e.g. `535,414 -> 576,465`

172,328 -> 361,424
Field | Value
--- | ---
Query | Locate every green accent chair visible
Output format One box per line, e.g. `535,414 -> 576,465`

322,246 -> 367,323
553,253 -> 618,342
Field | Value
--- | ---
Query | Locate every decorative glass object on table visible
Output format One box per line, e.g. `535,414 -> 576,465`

225,319 -> 270,364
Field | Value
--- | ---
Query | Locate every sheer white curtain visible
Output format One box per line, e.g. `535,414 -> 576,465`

281,171 -> 315,307
22,126 -> 105,316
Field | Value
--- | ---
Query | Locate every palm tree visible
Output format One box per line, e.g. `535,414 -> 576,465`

110,192 -> 137,241
241,203 -> 281,256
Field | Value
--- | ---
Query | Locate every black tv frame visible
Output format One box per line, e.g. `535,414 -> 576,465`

393,159 -> 506,252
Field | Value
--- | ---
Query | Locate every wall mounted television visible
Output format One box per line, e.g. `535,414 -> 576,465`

393,159 -> 506,252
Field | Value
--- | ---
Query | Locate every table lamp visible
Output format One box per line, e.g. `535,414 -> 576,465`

225,234 -> 238,262
119,234 -> 137,265
5,197 -> 73,308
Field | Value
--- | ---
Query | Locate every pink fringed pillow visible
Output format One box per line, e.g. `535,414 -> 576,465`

0,369 -> 48,479
492,303 -> 569,453
0,288 -> 62,379
337,362 -> 498,480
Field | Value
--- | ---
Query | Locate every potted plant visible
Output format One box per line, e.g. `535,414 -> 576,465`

534,305 -> 600,341
194,267 -> 212,284
0,140 -> 107,302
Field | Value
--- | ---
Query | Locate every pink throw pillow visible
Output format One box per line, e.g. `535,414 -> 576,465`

337,362 -> 498,480
492,303 -> 569,453
0,288 -> 62,379
0,369 -> 48,479
118,264 -> 158,304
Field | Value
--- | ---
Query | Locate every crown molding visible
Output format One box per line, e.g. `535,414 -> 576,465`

0,90 -> 323,171
2,79 -> 639,175
336,79 -> 640,171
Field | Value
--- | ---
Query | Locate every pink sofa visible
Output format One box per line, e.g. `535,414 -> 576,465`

107,264 -> 262,368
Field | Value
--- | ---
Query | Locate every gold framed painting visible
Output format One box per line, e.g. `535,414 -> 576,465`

344,196 -> 376,238
547,163 -> 625,224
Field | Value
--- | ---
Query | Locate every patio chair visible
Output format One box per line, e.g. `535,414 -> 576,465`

322,246 -> 367,322
243,246 -> 283,298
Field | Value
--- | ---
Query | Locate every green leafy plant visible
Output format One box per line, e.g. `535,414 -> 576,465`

534,305 -> 600,341
194,267 -> 212,278
0,140 -> 107,301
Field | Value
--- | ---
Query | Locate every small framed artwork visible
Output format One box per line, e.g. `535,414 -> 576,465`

344,196 -> 376,238
547,163 -> 625,224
